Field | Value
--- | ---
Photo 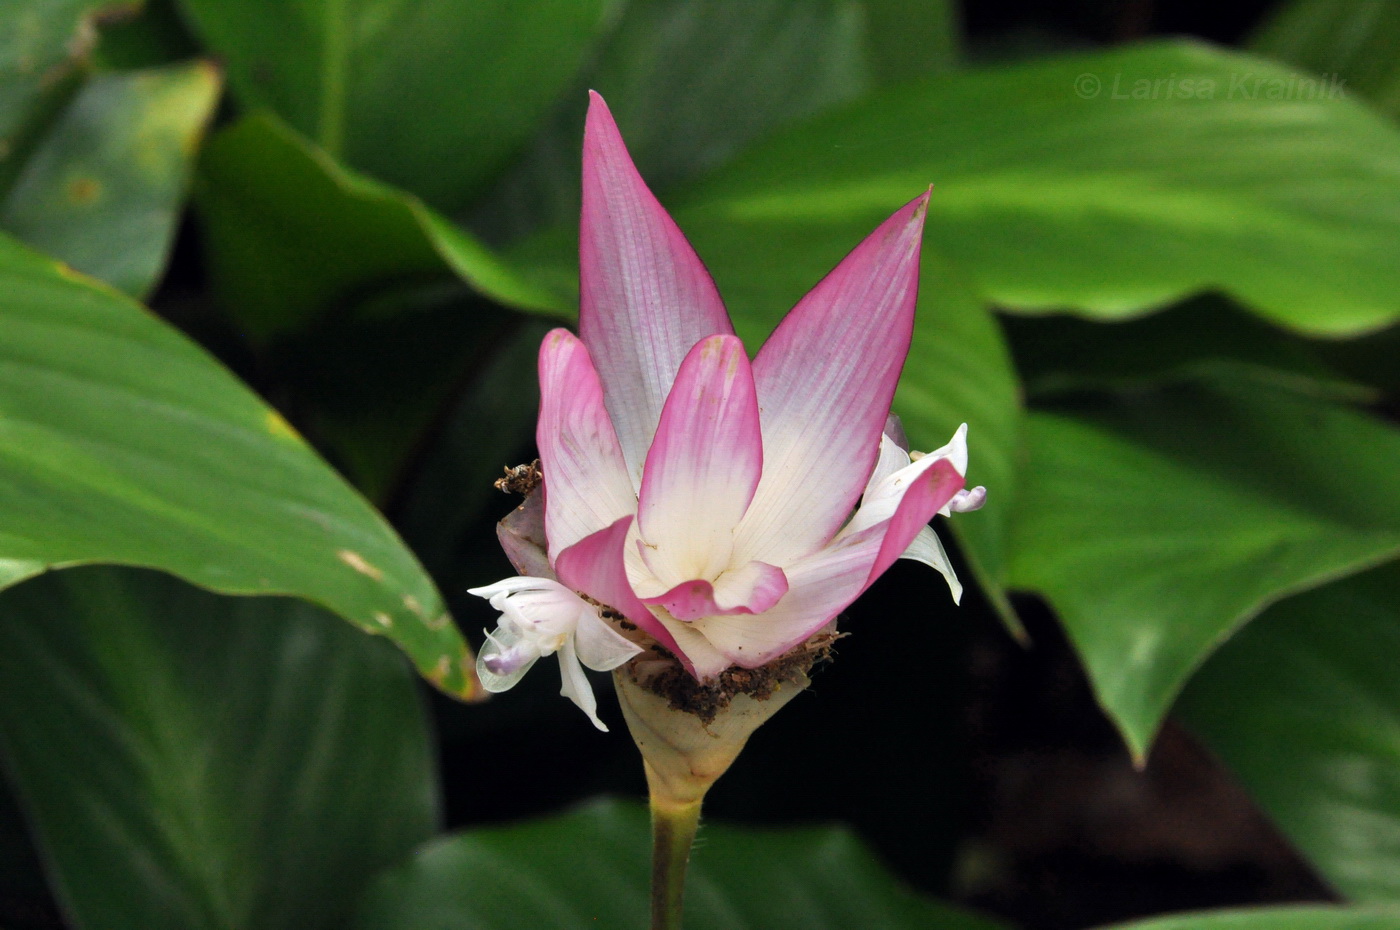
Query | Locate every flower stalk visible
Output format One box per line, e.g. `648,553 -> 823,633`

648,791 -> 702,930
614,642 -> 822,929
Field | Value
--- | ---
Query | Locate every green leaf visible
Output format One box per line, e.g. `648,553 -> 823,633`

1098,906 -> 1400,930
350,799 -> 1006,930
2,62 -> 220,297
176,0 -> 610,211
0,566 -> 439,930
0,0 -> 117,176
1180,563 -> 1400,902
861,0 -> 960,84
394,319 -> 549,581
673,40 -> 1400,336
0,231 -> 477,698
1006,376 -> 1400,758
1006,296 -> 1374,404
476,0 -> 872,241
197,113 -> 565,339
1252,0 -> 1400,118
261,284 -> 521,502
92,0 -> 204,71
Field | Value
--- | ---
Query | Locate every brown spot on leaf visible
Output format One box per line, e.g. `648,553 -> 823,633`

66,176 -> 101,205
336,549 -> 384,581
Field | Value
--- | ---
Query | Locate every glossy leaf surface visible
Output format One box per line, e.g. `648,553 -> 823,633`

673,41 -> 1400,335
1182,564 -> 1400,902
177,0 -> 609,210
2,62 -> 220,296
1007,376 -> 1400,757
351,799 -> 1006,930
0,567 -> 439,930
198,114 -> 564,338
0,232 -> 476,696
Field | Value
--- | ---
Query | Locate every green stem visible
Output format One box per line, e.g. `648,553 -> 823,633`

649,790 -> 703,930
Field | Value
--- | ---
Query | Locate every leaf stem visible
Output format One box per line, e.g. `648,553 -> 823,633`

649,789 -> 703,930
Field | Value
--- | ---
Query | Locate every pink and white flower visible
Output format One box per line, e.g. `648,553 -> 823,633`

472,93 -> 984,730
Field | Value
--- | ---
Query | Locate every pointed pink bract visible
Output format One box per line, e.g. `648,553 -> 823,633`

536,329 -> 636,561
699,454 -> 962,669
636,334 -> 763,587
735,191 -> 931,569
580,92 -> 733,486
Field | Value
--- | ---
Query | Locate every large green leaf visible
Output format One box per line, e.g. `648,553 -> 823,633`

1006,296 -> 1373,404
176,0 -> 610,211
394,318 -> 549,581
1098,906 -> 1400,930
476,0 -> 872,241
0,566 -> 439,930
1252,0 -> 1400,118
0,231 -> 476,697
1180,564 -> 1400,902
861,0 -> 960,85
197,113 -> 565,338
350,799 -> 1006,930
1006,375 -> 1400,758
261,285 -> 523,503
2,61 -> 220,297
671,40 -> 1400,336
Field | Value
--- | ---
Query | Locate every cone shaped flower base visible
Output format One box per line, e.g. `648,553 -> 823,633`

613,638 -> 828,805
614,639 -> 828,930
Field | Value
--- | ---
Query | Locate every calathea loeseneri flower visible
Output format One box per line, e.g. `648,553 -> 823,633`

472,92 -> 984,730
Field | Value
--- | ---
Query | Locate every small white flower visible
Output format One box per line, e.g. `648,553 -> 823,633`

468,577 -> 642,731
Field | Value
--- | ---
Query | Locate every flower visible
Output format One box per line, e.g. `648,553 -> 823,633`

473,92 -> 984,730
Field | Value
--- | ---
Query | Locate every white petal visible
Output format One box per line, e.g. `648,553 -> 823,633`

863,431 -> 913,501
948,486 -> 987,514
693,457 -> 964,669
847,425 -> 968,537
654,615 -> 734,680
476,625 -> 542,693
574,611 -> 643,672
901,525 -> 963,605
737,194 -> 930,568
496,583 -> 590,642
536,329 -> 639,559
557,638 -> 608,731
636,334 -> 763,584
467,576 -> 548,600
921,423 -> 969,475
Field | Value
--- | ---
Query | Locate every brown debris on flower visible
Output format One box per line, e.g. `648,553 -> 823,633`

494,459 -> 542,496
639,633 -> 838,725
